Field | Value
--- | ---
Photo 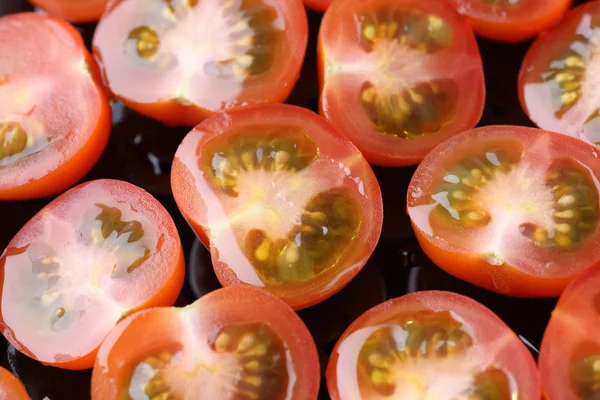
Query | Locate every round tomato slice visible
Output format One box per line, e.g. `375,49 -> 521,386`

93,0 -> 308,126
171,104 -> 383,309
91,286 -> 320,400
318,0 -> 485,167
0,179 -> 185,370
519,2 -> 600,147
408,125 -> 600,297
327,291 -> 540,400
0,13 -> 111,201
28,0 -> 110,22
448,0 -> 571,43
303,0 -> 331,13
0,367 -> 28,399
540,263 -> 600,400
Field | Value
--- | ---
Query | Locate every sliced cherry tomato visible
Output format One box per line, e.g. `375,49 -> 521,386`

540,263 -> 600,400
171,104 -> 383,309
93,0 -> 308,126
407,125 -> 600,297
303,0 -> 331,13
318,0 -> 485,167
519,2 -> 600,147
0,367 -> 28,399
0,13 -> 111,200
0,179 -> 185,370
91,286 -> 320,399
327,291 -> 540,400
28,0 -> 110,22
448,0 -> 571,43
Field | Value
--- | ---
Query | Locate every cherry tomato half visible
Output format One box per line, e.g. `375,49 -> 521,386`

448,0 -> 571,43
408,125 -> 600,297
28,0 -> 110,22
0,367 -> 28,400
0,13 -> 111,200
303,0 -> 331,13
0,179 -> 185,370
540,263 -> 600,400
519,2 -> 600,148
93,0 -> 308,126
92,286 -> 320,400
327,291 -> 540,400
318,0 -> 485,167
171,104 -> 383,309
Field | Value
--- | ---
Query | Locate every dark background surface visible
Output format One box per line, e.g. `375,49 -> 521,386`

0,0 -> 591,398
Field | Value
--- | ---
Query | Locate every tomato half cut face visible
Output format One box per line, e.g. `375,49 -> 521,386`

540,263 -> 600,400
28,0 -> 110,22
172,104 -> 383,309
92,286 -> 320,400
0,13 -> 111,200
519,2 -> 600,148
0,179 -> 185,370
303,0 -> 331,13
327,291 -> 540,400
0,367 -> 28,400
93,0 -> 308,126
407,125 -> 600,297
318,0 -> 485,167
448,0 -> 571,43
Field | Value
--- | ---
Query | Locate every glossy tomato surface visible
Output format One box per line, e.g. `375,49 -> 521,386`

0,366 -> 28,399
519,1 -> 600,148
172,104 -> 383,309
318,0 -> 485,167
28,0 -> 110,22
539,263 -> 600,400
408,125 -> 600,297
0,180 -> 185,370
449,0 -> 572,43
327,291 -> 540,400
0,13 -> 111,200
92,286 -> 320,400
303,0 -> 330,13
93,0 -> 308,126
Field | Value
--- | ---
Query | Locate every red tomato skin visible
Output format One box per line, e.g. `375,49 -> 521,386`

303,0 -> 331,12
28,0 -> 110,22
0,13 -> 111,201
93,0 -> 309,127
448,0 -> 572,43
0,367 -> 28,400
91,286 -> 320,400
0,180 -> 185,370
326,291 -> 541,400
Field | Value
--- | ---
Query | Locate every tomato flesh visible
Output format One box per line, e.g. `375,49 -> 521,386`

327,291 -> 540,399
172,104 -> 383,309
318,0 -> 485,167
407,125 -> 600,297
0,13 -> 111,200
539,263 -> 600,399
303,0 -> 331,12
449,0 -> 571,43
93,0 -> 308,126
0,180 -> 185,370
91,286 -> 320,400
0,367 -> 28,399
28,0 -> 110,22
519,2 -> 600,148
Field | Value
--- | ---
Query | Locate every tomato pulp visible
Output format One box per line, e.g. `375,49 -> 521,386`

0,13 -> 111,200
0,180 -> 185,370
408,125 -> 600,297
519,1 -> 600,149
327,291 -> 540,399
540,263 -> 600,400
93,0 -> 308,126
92,286 -> 320,400
172,104 -> 383,309
318,0 -> 485,167
449,0 -> 571,43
